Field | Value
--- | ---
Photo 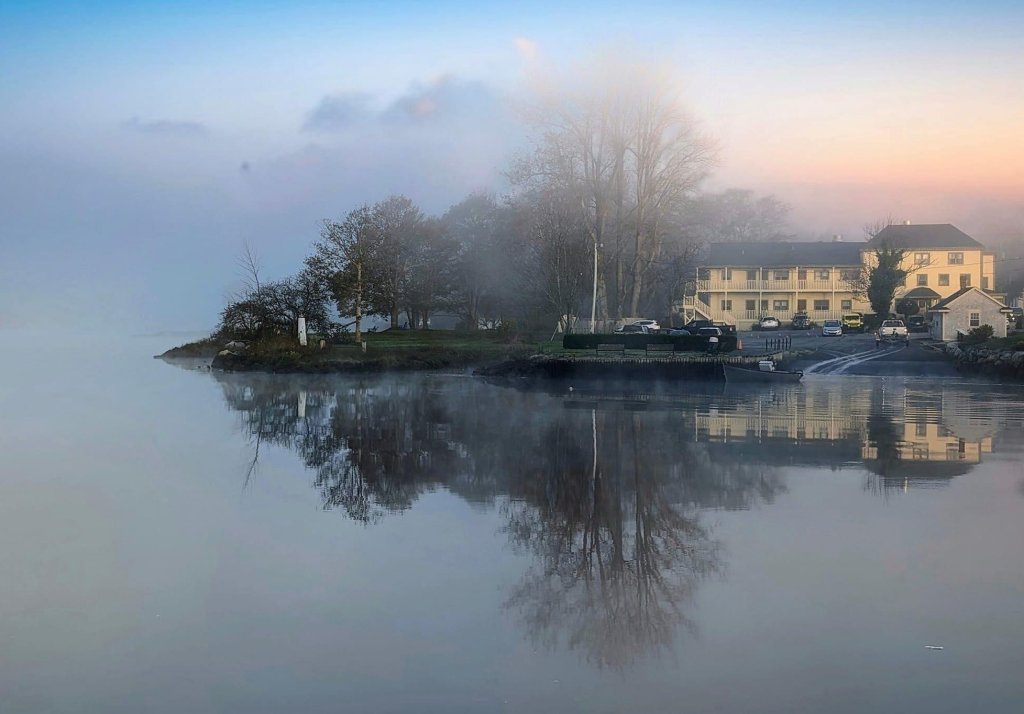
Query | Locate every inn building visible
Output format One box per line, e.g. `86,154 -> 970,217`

683,223 -> 999,329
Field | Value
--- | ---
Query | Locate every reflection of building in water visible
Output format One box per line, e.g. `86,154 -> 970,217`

692,384 -> 864,467
861,384 -> 1001,487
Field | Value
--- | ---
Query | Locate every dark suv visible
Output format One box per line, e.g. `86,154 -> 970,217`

684,319 -> 737,335
791,313 -> 811,330
906,315 -> 929,333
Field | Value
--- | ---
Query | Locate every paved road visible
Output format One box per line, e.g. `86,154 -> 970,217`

743,330 -> 958,377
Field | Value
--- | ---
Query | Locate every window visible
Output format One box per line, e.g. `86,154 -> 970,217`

773,270 -> 790,281
840,269 -> 860,282
841,299 -> 853,310
917,274 -> 929,286
960,274 -> 971,288
914,252 -> 931,266
948,252 -> 964,265
982,277 -> 989,290
773,299 -> 789,311
969,312 -> 980,327
746,269 -> 758,281
938,274 -> 950,286
720,299 -> 732,311
720,268 -> 732,281
915,422 -> 928,437
813,299 -> 830,311
797,299 -> 807,312
760,299 -> 768,311
745,299 -> 756,312
797,270 -> 807,281
814,269 -> 830,281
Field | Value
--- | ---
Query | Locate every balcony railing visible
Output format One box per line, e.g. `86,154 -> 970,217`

698,278 -> 849,292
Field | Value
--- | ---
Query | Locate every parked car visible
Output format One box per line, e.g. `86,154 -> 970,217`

630,319 -> 661,332
791,313 -> 811,330
758,316 -> 780,331
822,319 -> 843,337
906,315 -> 929,333
615,324 -> 650,334
667,328 -> 691,336
696,327 -> 723,337
684,319 -> 737,335
878,319 -> 908,338
841,313 -> 864,333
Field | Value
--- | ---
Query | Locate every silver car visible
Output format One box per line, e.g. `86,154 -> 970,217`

822,319 -> 843,336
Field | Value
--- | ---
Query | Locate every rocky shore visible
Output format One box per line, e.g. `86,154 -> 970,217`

944,342 -> 1024,379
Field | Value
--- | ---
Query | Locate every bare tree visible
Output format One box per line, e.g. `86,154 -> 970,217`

516,57 -> 716,320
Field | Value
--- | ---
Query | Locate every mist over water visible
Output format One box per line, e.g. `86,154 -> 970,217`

1,334 -> 1023,712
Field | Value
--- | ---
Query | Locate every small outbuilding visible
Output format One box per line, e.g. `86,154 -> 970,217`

928,287 -> 1012,341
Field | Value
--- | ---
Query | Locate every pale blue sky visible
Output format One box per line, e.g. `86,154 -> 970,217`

1,1 -> 1021,330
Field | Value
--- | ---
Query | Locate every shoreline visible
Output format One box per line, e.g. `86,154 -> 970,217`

158,333 -> 1024,381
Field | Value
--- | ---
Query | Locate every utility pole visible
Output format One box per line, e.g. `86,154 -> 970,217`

591,238 -> 599,334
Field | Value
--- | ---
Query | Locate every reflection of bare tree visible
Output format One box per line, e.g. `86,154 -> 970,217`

502,410 -> 721,669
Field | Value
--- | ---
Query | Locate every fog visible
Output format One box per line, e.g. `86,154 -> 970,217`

1,3 -> 1022,332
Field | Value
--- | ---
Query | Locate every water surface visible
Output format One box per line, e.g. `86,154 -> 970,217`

1,334 -> 1022,713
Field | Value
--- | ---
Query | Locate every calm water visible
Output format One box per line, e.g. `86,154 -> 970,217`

2,334 -> 1023,713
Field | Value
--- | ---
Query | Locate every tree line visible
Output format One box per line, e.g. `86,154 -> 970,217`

217,63 -> 793,340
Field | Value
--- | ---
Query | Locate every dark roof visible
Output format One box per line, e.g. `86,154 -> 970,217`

902,287 -> 941,299
867,224 -> 984,250
705,241 -> 864,267
928,286 -> 1010,312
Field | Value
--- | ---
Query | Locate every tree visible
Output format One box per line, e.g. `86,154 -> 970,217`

308,206 -> 379,341
371,195 -> 425,327
444,193 -> 514,329
681,189 -> 792,244
854,246 -> 910,318
515,57 -> 716,320
521,190 -> 594,331
895,298 -> 920,317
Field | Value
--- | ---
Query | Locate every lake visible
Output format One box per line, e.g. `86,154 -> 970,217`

2,334 -> 1023,713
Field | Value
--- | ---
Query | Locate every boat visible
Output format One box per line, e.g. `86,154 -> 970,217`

723,361 -> 803,383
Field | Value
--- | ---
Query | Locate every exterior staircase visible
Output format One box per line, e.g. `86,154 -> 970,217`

682,293 -> 740,326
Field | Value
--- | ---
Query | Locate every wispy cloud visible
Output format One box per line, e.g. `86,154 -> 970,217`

122,116 -> 208,137
381,75 -> 503,125
302,92 -> 373,132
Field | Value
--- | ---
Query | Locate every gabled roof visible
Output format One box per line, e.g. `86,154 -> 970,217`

902,287 -> 941,300
705,241 -> 864,267
928,286 -> 1011,312
867,224 -> 984,250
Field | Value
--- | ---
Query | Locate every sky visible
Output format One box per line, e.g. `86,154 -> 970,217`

1,0 -> 1022,331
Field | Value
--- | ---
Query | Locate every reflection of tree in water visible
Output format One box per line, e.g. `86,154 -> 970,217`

214,374 -> 787,665
502,409 -> 723,669
217,375 -> 474,523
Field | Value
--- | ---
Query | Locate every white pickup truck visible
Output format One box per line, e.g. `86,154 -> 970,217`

878,319 -> 908,339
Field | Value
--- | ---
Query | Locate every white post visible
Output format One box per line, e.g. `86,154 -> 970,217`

297,317 -> 307,346
298,390 -> 307,419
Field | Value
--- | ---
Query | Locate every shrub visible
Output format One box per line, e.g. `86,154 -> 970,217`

961,324 -> 994,345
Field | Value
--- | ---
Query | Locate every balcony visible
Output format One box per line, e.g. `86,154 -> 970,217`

698,278 -> 845,292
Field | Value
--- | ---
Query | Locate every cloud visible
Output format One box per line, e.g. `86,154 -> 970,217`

380,75 -> 504,125
302,92 -> 373,132
513,36 -> 539,62
122,116 -> 208,137
302,76 -> 511,131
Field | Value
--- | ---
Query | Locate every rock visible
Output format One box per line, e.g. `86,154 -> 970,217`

224,341 -> 247,350
218,349 -> 234,357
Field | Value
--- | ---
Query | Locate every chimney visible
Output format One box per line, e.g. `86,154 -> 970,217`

832,234 -> 843,242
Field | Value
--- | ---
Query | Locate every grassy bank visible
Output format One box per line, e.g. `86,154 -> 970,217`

163,330 -> 548,373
